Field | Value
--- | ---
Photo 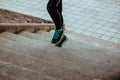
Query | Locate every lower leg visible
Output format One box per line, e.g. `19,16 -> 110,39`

47,0 -> 63,30
47,0 -> 66,44
57,0 -> 64,28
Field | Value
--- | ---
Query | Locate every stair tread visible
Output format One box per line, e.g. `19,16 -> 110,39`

0,47 -> 91,80
0,61 -> 61,80
36,30 -> 120,49
19,31 -> 52,42
1,31 -> 110,51
2,30 -> 119,51
0,31 -> 48,48
66,30 -> 120,48
35,30 -> 120,50
0,34 -> 120,79
18,30 -> 115,50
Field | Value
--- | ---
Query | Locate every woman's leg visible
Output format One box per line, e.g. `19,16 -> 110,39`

47,0 -> 63,30
57,0 -> 64,28
47,0 -> 66,45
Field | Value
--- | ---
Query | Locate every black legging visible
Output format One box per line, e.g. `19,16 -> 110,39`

47,0 -> 63,30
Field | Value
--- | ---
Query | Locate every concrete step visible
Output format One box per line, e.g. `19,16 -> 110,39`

0,47 -> 91,80
0,31 -> 49,48
36,29 -> 120,50
19,31 -> 52,43
66,30 -> 120,48
2,31 -> 104,51
0,23 -> 54,33
0,32 -> 93,79
0,33 -> 120,79
35,30 -> 53,39
36,30 -> 112,50
0,61 -> 61,80
29,30 -> 120,53
19,30 -> 108,50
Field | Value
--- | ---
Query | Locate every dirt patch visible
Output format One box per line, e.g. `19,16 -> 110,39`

0,8 -> 52,23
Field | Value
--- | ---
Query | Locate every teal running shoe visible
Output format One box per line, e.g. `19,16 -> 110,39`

51,29 -> 64,44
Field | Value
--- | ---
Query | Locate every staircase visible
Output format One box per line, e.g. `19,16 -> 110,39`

0,24 -> 120,80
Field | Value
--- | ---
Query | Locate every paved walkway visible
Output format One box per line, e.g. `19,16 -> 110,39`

0,0 -> 120,43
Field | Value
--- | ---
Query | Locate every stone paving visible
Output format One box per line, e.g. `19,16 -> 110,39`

0,0 -> 120,43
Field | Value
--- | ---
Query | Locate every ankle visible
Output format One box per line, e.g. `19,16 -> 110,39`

56,28 -> 63,31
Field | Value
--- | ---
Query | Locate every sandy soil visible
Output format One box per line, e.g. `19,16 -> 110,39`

0,8 -> 52,23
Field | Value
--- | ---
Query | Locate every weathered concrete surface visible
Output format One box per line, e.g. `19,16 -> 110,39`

0,61 -> 62,80
0,74 -> 16,80
0,47 -> 91,80
0,30 -> 120,80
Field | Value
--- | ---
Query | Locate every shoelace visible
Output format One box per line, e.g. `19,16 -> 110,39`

53,30 -> 61,39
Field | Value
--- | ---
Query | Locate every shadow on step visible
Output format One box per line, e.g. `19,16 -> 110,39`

109,72 -> 120,80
